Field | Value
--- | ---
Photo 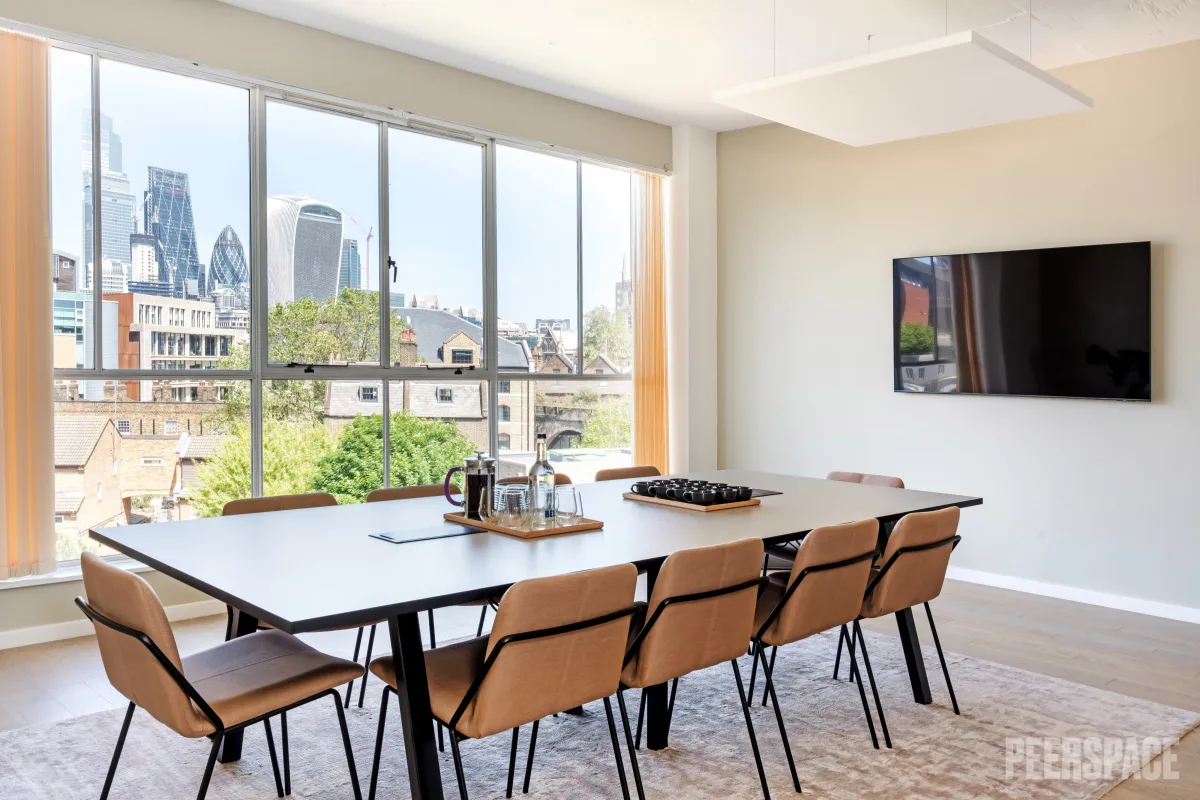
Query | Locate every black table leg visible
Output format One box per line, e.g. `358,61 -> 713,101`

894,607 -> 932,704
388,614 -> 445,800
218,608 -> 259,762
641,560 -> 671,751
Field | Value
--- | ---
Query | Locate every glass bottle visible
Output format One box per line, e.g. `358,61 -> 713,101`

528,433 -> 556,529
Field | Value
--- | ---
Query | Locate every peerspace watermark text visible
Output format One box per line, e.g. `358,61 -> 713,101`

1006,737 -> 1178,781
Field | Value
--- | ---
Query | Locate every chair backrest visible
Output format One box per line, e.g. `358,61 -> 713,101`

460,564 -> 636,738
827,471 -> 905,489
222,491 -> 337,516
623,539 -> 763,688
80,553 -> 212,738
366,484 -> 455,503
861,506 -> 961,619
497,473 -> 572,486
759,519 -> 879,647
594,465 -> 662,483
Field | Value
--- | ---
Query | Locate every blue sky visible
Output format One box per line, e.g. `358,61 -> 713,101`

50,50 -> 631,330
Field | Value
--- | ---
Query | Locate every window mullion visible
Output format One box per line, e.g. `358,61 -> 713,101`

576,159 -> 584,375
89,53 -> 103,377
484,139 -> 499,455
249,86 -> 268,497
378,121 -> 391,483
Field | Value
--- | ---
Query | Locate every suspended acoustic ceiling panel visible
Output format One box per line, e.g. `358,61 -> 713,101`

713,30 -> 1092,147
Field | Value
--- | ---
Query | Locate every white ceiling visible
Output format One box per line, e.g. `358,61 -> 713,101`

218,0 -> 1200,131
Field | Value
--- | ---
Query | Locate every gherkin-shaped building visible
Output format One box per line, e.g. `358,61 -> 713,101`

208,225 -> 248,290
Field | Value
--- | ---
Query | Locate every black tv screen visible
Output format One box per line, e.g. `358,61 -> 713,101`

893,242 -> 1150,401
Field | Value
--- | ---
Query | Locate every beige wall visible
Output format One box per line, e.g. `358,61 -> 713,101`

1,0 -> 671,170
717,40 -> 1200,612
0,570 -> 211,637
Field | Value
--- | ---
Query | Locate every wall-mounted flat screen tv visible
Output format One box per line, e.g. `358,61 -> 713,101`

893,242 -> 1150,401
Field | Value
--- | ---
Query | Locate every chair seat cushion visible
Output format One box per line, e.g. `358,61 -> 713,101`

183,630 -> 364,729
370,636 -> 491,737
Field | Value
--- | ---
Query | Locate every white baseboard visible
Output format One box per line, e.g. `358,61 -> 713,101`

947,566 -> 1200,625
0,599 -> 225,651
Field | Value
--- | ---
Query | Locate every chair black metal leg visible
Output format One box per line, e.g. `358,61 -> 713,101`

635,689 -> 646,750
833,624 -> 847,680
747,641 -> 761,700
197,732 -> 223,800
761,646 -> 778,707
522,719 -> 539,794
428,610 -> 437,649
346,626 -> 366,708
924,602 -> 960,715
281,712 -> 290,795
332,692 -> 364,800
476,605 -> 488,637
755,645 -> 799,793
506,727 -> 520,798
358,624 -> 377,709
667,677 -> 678,727
264,718 -> 284,797
369,688 -> 391,800
449,731 -> 470,800
602,697 -> 632,800
847,641 -> 880,749
438,721 -> 445,752
617,690 -> 646,800
853,621 -> 891,749
100,702 -> 135,800
731,659 -> 774,800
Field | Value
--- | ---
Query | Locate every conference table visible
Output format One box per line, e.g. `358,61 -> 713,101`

91,469 -> 981,800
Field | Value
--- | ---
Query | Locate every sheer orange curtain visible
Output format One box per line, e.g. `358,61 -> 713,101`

1,30 -> 56,578
632,173 -> 669,474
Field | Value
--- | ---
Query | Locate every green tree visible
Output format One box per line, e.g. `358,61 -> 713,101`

582,305 -> 632,369
309,412 -> 476,504
580,399 -> 632,449
191,420 -> 333,517
214,289 -> 415,429
899,322 -> 935,356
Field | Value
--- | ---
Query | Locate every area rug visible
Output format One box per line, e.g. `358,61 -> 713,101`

1,629 -> 1196,799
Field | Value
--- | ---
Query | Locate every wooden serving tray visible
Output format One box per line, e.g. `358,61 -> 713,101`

622,493 -> 761,512
443,512 -> 604,539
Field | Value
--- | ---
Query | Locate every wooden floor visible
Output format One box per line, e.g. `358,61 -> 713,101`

1,580 -> 1197,798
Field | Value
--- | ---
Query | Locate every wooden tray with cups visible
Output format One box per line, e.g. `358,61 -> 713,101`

623,478 -> 761,512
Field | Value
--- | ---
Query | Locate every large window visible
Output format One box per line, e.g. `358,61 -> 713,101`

266,101 -> 380,365
49,42 -> 643,561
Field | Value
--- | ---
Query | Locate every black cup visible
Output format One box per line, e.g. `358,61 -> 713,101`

665,486 -> 685,501
632,481 -> 652,496
685,489 -> 716,506
718,487 -> 739,504
735,486 -> 754,502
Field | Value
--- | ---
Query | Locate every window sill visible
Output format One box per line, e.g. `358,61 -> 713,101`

0,558 -> 153,592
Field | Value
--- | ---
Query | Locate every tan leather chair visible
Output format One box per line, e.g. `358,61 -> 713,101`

366,564 -> 638,800
826,471 -> 905,489
836,506 -> 962,736
497,473 -> 573,486
594,465 -> 661,483
77,553 -> 363,800
365,484 -> 457,502
763,472 -> 905,575
222,491 -> 380,748
621,539 -> 767,800
747,520 -> 881,788
222,491 -> 339,516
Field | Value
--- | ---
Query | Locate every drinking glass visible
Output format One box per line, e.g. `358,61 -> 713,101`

555,487 -> 583,526
496,486 -> 527,529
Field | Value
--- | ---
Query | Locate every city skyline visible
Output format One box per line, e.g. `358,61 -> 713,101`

51,49 -> 633,330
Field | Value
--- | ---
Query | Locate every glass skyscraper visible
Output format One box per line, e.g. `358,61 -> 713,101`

266,195 -> 344,305
208,225 -> 249,290
82,114 -> 136,270
339,238 -> 361,292
145,167 -> 203,298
